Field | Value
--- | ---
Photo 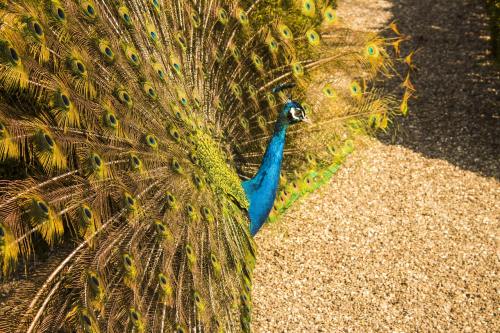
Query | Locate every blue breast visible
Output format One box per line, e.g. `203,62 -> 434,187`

242,124 -> 287,236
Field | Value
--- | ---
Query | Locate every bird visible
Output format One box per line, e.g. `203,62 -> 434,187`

0,0 -> 412,332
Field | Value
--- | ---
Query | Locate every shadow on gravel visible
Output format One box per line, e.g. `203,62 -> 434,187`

378,0 -> 499,179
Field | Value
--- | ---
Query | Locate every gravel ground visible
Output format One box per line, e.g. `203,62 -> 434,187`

378,0 -> 499,179
253,0 -> 499,332
253,142 -> 499,332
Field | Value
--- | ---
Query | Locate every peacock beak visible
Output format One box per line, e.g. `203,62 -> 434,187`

302,115 -> 312,124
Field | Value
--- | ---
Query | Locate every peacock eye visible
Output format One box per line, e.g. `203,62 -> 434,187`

33,22 -> 43,36
44,133 -> 54,147
9,48 -> 19,62
77,62 -> 84,73
61,94 -> 70,107
90,275 -> 99,286
38,201 -> 49,214
83,207 -> 92,219
82,314 -> 92,326
57,8 -> 65,20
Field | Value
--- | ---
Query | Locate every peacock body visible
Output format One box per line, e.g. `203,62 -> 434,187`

0,0 -> 412,331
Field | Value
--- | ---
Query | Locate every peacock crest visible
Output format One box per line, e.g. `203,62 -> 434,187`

0,0 -> 412,331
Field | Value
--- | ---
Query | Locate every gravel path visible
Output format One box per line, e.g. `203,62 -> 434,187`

253,0 -> 499,331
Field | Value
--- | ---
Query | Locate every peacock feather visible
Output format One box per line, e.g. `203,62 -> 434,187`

0,0 -> 412,331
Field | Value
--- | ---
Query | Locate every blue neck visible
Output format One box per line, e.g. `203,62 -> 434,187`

242,121 -> 288,236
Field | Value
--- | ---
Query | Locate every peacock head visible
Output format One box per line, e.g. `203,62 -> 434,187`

273,83 -> 309,126
279,100 -> 309,126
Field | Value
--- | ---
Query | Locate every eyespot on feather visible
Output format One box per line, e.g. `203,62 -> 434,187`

164,192 -> 177,210
68,57 -> 87,77
103,110 -> 118,129
306,29 -> 321,46
193,173 -> 204,189
128,154 -> 142,171
201,206 -> 214,223
80,1 -> 98,21
79,204 -> 94,226
123,44 -> 141,67
251,53 -> 264,71
115,87 -> 133,107
123,193 -> 137,212
185,244 -> 196,269
322,84 -> 336,98
145,134 -> 158,149
236,8 -> 249,25
278,24 -> 293,40
291,61 -> 304,77
118,6 -> 132,27
190,10 -> 201,27
149,0 -> 160,13
193,291 -> 205,313
23,18 -> 45,41
350,81 -> 363,97
0,40 -> 21,65
142,81 -> 157,100
323,6 -> 337,25
129,308 -> 144,331
97,40 -> 115,63
301,0 -> 316,17
49,1 -> 67,23
217,8 -> 229,25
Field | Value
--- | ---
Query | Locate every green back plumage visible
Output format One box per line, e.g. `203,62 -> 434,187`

0,0 -> 412,331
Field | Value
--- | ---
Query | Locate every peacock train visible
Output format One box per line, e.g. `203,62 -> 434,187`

0,0 -> 412,331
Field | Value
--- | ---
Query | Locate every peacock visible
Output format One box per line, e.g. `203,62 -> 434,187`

0,0 -> 412,332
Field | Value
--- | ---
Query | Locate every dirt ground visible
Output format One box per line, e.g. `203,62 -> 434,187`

253,0 -> 499,331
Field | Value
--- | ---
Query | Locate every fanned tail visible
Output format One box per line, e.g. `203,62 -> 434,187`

0,0 -> 412,331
